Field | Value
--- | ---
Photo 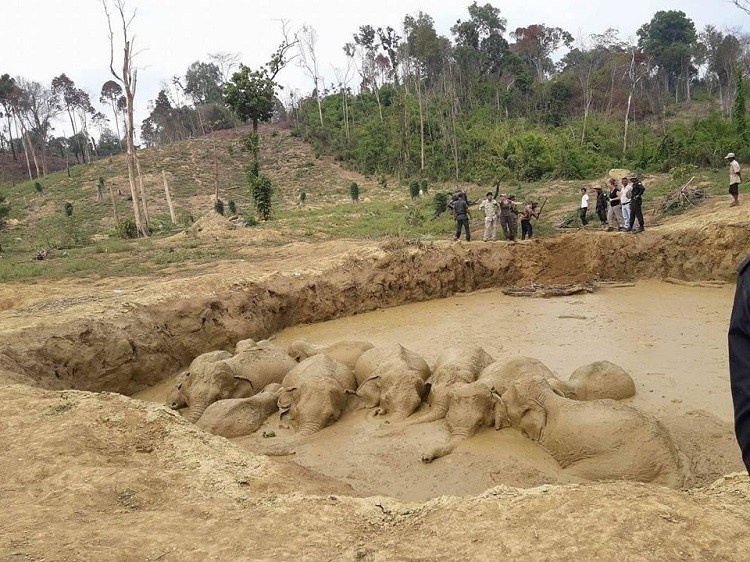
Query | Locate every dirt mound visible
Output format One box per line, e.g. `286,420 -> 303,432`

1,383 -> 749,560
182,210 -> 235,237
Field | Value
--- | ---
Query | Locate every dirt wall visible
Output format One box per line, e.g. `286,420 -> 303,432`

1,223 -> 748,394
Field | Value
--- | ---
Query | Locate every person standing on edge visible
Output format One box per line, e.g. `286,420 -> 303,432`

579,187 -> 589,227
498,193 -> 516,241
453,192 -> 471,242
594,186 -> 607,228
520,201 -> 540,240
621,176 -> 632,230
627,174 -> 645,233
479,191 -> 499,242
607,178 -> 623,231
726,152 -> 742,207
729,254 -> 750,475
509,195 -> 520,240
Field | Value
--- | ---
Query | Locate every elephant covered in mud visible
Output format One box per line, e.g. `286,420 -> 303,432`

277,354 -> 356,435
287,339 -> 374,368
351,344 -> 431,419
196,383 -> 283,438
496,376 -> 684,486
168,343 -> 295,423
560,361 -> 636,401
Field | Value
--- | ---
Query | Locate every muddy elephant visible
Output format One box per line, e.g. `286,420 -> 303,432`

225,340 -> 297,392
166,371 -> 190,411
196,383 -> 283,438
277,354 -> 356,435
180,358 -> 255,423
559,361 -> 636,401
496,376 -> 684,486
407,347 -> 495,425
165,350 -> 234,414
352,344 -> 431,419
287,339 -> 374,368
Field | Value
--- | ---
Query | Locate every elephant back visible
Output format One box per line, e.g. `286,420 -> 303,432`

479,356 -> 558,395
187,350 -> 233,373
227,344 -> 297,391
568,361 -> 636,401
283,354 -> 355,391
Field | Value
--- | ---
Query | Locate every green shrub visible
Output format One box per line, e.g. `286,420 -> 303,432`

409,180 -> 421,199
0,195 -> 10,228
214,199 -> 225,215
34,181 -> 43,194
432,192 -> 449,217
420,179 -> 429,195
404,206 -> 427,227
350,182 -> 360,202
227,199 -> 237,215
244,213 -> 258,227
112,218 -> 138,239
64,202 -> 74,217
251,174 -> 273,221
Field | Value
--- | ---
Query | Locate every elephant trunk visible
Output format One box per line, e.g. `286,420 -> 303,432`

404,391 -> 450,426
186,401 -> 209,424
421,436 -> 466,463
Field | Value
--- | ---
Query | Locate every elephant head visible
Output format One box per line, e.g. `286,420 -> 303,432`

352,370 -> 427,419
166,372 -> 189,410
444,383 -> 494,438
287,339 -> 312,362
499,376 -> 564,441
277,378 -> 346,435
183,360 -> 239,423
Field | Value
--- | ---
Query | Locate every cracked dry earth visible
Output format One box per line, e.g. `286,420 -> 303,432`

2,206 -> 750,560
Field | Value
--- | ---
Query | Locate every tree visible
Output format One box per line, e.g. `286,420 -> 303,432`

298,25 -> 325,126
251,174 -> 273,220
224,67 -> 277,133
16,78 -> 59,176
349,181 -> 360,202
52,74 -> 94,163
510,24 -> 574,81
0,74 -> 19,161
100,80 -> 123,149
735,69 -> 747,140
637,11 -> 697,101
184,61 -> 223,106
102,0 -> 149,237
209,51 -> 241,84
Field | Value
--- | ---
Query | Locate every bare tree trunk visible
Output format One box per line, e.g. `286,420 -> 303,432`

374,87 -> 383,122
6,114 -> 16,160
110,100 -> 122,151
316,92 -> 324,126
109,181 -> 119,222
162,170 -> 177,224
23,129 -> 40,178
134,153 -> 149,231
417,76 -> 425,172
623,90 -> 633,157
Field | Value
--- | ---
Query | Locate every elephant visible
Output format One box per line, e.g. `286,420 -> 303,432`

287,339 -> 374,368
406,347 -> 495,425
224,340 -> 297,393
495,376 -> 685,486
196,383 -> 283,438
351,344 -> 431,419
276,354 -> 356,435
559,361 -> 636,401
169,344 -> 295,424
165,350 -> 234,414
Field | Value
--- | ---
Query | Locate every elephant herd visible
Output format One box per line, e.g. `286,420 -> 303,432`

165,338 -> 685,487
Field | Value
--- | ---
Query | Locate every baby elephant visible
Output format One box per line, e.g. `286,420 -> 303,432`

559,361 -> 636,401
352,344 -> 431,419
277,354 -> 356,435
497,376 -> 684,487
287,339 -> 374,368
196,383 -> 283,438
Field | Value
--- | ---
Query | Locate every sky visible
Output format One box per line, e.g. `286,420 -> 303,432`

2,0 -> 749,139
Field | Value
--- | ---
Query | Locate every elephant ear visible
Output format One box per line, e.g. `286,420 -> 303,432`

354,375 -> 381,408
277,387 -> 298,418
518,405 -> 546,441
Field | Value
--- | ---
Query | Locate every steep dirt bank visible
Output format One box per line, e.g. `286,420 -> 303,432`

2,384 -> 749,561
1,220 -> 748,394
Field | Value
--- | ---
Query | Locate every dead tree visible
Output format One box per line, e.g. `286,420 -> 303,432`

102,0 -> 149,236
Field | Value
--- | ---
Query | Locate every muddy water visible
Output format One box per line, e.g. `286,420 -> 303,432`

137,281 -> 744,501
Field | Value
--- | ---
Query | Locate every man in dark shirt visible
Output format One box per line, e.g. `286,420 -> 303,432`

627,174 -> 645,233
729,255 -> 750,474
453,193 -> 471,242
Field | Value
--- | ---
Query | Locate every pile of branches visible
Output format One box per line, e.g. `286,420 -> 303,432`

502,282 -> 595,298
659,178 -> 706,216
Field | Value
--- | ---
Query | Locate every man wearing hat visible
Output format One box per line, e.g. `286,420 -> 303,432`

726,153 -> 742,207
627,173 -> 645,233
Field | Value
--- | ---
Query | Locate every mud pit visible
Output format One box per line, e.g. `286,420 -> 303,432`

137,281 -> 744,501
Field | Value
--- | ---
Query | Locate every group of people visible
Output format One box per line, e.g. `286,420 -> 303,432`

579,173 -> 646,233
450,189 -> 542,242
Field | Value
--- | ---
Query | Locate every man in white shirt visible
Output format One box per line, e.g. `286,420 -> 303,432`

479,191 -> 499,241
727,152 -> 742,207
620,176 -> 633,230
579,187 -> 589,227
